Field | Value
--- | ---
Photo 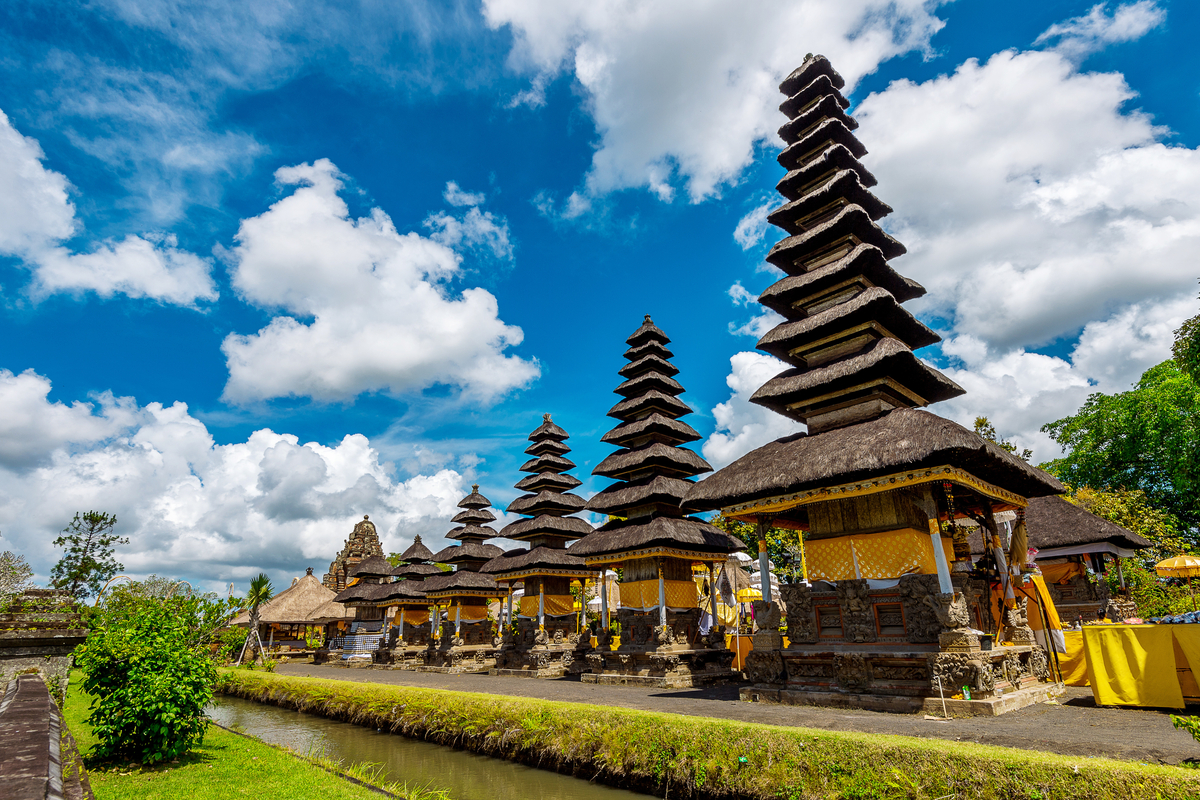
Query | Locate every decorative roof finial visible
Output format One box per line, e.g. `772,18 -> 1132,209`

543,412 -> 552,421
471,483 -> 479,492
644,314 -> 652,324
413,534 -> 422,544
306,567 -> 313,575
363,514 -> 369,520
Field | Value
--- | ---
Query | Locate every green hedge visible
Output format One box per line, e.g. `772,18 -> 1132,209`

216,670 -> 1200,800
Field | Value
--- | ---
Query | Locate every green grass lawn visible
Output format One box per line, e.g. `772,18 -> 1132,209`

63,672 -> 445,800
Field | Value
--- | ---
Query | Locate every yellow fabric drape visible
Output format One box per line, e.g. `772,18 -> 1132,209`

1041,562 -> 1087,585
618,579 -> 698,610
989,575 -> 1064,651
1083,625 -> 1184,708
1060,630 -> 1089,686
398,609 -> 430,626
805,528 -> 951,581
518,594 -> 575,617
699,596 -> 739,626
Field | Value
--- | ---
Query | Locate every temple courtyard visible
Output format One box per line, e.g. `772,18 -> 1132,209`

275,663 -> 1199,765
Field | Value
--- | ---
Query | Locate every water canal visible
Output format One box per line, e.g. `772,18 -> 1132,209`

209,695 -> 651,800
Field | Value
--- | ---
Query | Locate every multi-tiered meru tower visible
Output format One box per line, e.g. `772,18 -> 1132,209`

572,317 -> 745,687
483,414 -> 596,678
683,55 -> 1066,714
421,486 -> 507,673
383,535 -> 440,667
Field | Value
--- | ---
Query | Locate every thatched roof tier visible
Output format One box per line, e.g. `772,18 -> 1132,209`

600,413 -> 701,448
524,438 -> 571,457
514,471 -> 582,493
457,485 -> 492,509
779,73 -> 848,122
422,568 -> 505,598
777,146 -> 877,202
681,409 -> 1064,514
779,91 -> 855,143
482,545 -> 593,578
392,562 -> 442,579
780,54 -> 845,98
230,570 -> 340,626
519,454 -> 576,474
592,442 -> 712,480
607,390 -> 691,421
349,555 -> 395,579
528,414 -> 569,441
778,118 -> 866,172
451,507 -> 496,525
1027,496 -> 1152,551
768,172 -> 892,235
569,516 -> 745,559
499,514 -> 594,540
430,541 -> 504,565
506,490 -> 587,516
757,245 -> 925,314
398,535 -> 435,563
445,523 -> 499,542
585,475 -> 694,516
623,340 -> 675,362
751,338 -> 965,425
626,315 -> 671,347
619,354 -> 679,379
614,371 -> 685,398
766,206 -> 906,271
307,597 -> 353,623
336,580 -> 425,607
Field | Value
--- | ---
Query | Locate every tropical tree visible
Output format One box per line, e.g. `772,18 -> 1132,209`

1067,485 -> 1188,568
1173,282 -> 1200,383
0,549 -> 34,596
49,511 -> 127,599
973,416 -> 1032,462
710,514 -> 805,583
242,572 -> 274,664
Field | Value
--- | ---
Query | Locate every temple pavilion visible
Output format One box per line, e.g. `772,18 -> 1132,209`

483,414 -> 596,678
382,535 -> 440,666
330,555 -> 398,663
571,317 -> 745,687
420,486 -> 507,672
681,54 -> 1067,714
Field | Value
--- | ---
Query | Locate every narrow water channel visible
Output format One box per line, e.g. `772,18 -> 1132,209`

209,696 -> 651,800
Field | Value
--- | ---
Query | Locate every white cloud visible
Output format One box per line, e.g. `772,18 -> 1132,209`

703,351 -> 803,470
221,159 -> 538,403
442,181 -> 487,207
0,109 -> 218,306
1035,1 -> 1165,60
733,199 -> 773,250
727,282 -> 784,339
0,368 -> 481,591
483,0 -> 946,202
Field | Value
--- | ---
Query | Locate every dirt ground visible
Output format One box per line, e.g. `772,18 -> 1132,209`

276,663 -> 1200,765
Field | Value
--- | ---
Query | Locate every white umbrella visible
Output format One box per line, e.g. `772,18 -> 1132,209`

731,552 -> 753,563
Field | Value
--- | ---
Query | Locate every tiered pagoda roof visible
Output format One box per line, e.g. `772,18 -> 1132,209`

423,486 -> 505,599
392,535 -> 441,580
482,415 -> 594,580
572,317 -> 744,560
683,54 -> 1062,515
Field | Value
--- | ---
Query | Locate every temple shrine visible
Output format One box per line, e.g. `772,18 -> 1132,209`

572,317 -> 745,687
484,414 -> 596,678
382,536 -> 440,666
323,515 -> 385,592
420,486 -> 507,672
682,55 -> 1067,714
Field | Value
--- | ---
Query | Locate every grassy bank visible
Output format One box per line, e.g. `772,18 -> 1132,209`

218,669 -> 1200,800
62,673 -> 448,800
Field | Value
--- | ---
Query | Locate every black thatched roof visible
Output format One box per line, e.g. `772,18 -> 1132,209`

528,413 -> 569,441
569,516 -> 745,558
335,580 -> 423,605
422,569 -> 504,595
777,145 -> 877,202
514,471 -> 582,493
445,524 -> 498,542
778,118 -> 866,171
768,172 -> 892,235
349,556 -> 394,579
780,54 -> 845,100
519,454 -> 576,473
585,475 -> 694,516
757,244 -> 924,314
623,340 -> 674,362
500,514 -> 593,540
451,507 -> 496,525
482,545 -> 593,576
1027,496 -> 1152,551
524,438 -> 571,457
626,315 -> 670,347
592,442 -> 712,480
779,92 -> 856,143
607,390 -> 691,421
431,541 -> 504,562
766,205 -> 906,269
619,354 -> 679,379
398,535 -> 435,563
392,562 -> 441,579
506,490 -> 587,516
683,409 -> 1064,513
600,413 -> 701,448
458,485 -> 491,509
614,371 -> 685,398
779,72 -> 848,125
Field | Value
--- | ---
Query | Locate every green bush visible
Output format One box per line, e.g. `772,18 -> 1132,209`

77,584 -> 232,764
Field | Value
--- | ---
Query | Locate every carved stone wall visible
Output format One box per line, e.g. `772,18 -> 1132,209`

322,515 -> 385,592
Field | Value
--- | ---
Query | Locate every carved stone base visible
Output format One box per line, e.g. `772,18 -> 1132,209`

411,643 -> 497,673
489,642 -> 587,679
939,630 -> 981,652
752,631 -> 784,650
580,647 -> 737,688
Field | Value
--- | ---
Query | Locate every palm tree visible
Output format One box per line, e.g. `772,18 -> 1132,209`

244,572 -> 274,664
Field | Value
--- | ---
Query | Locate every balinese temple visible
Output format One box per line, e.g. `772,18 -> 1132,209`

571,317 -> 746,687
483,414 -> 596,678
330,555 -> 398,663
381,535 -> 441,667
420,486 -> 507,672
323,515 -> 386,592
681,54 -> 1067,714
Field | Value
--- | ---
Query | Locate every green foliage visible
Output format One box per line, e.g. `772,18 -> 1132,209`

50,511 -> 127,599
1104,561 -> 1196,618
974,416 -> 1032,462
1172,284 -> 1200,384
1171,714 -> 1200,745
710,515 -> 804,582
242,572 -> 274,664
1041,360 -> 1200,533
1068,486 -> 1189,568
0,549 -> 34,595
77,581 -> 234,764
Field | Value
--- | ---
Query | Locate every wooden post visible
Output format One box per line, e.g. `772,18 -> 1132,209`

398,606 -> 406,640
431,604 -> 438,640
506,585 -> 513,627
600,570 -> 609,629
709,562 -> 719,631
658,560 -> 667,628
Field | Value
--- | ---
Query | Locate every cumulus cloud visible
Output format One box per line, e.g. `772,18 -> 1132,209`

733,199 -> 773,250
702,351 -> 803,470
0,368 -> 483,591
424,181 -> 514,260
0,109 -> 218,305
484,0 -> 946,202
1035,1 -> 1165,60
221,159 -> 538,403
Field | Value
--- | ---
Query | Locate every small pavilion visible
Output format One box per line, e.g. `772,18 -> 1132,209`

420,486 -> 507,672
571,317 -> 745,687
484,414 -> 596,678
230,567 -> 345,652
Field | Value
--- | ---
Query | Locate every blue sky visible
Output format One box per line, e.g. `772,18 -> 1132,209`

1,0 -> 1196,593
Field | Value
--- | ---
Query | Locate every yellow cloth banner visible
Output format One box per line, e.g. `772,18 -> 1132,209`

398,609 -> 430,627
1041,562 -> 1087,585
518,594 -> 575,617
805,528 -> 951,581
1060,630 -> 1089,686
699,596 -> 738,626
1083,625 -> 1184,708
618,579 -> 699,610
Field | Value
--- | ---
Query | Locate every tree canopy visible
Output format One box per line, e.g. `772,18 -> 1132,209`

973,416 -> 1031,462
1173,282 -> 1200,384
50,511 -> 127,599
1066,485 -> 1187,567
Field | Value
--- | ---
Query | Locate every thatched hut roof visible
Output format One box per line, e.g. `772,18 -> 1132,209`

451,507 -> 497,525
308,597 -> 353,623
626,316 -> 670,347
525,438 -> 571,457
458,484 -> 492,509
430,541 -> 504,563
500,514 -> 593,540
623,340 -> 674,362
1027,496 -> 1151,551
682,409 -> 1064,513
779,92 -> 856,143
514,472 -> 582,492
349,556 -> 394,579
392,562 -> 442,579
569,517 -> 745,559
779,72 -> 847,123
519,454 -> 576,473
422,569 -> 504,595
398,535 -> 435,563
586,476 -> 694,516
757,244 -> 924,314
445,524 -> 499,542
777,118 -> 866,171
780,54 -> 845,102
506,490 -> 587,516
230,570 -> 338,625
482,545 -> 593,576
777,145 -> 877,200
528,414 -> 569,441
601,413 -> 701,448
619,354 -> 679,379
615,372 -> 685,398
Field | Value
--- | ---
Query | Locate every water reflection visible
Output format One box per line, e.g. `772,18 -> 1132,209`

209,696 -> 649,800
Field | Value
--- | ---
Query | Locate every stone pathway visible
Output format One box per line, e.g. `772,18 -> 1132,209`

276,664 -> 1200,765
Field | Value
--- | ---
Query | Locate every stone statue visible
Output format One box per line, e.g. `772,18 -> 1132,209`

925,592 -> 970,630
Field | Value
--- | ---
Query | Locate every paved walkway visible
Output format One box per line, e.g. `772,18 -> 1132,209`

277,663 -> 1200,765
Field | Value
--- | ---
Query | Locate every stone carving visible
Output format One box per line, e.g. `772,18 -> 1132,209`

899,574 -> 942,643
786,661 -> 834,678
655,624 -> 674,647
595,628 -> 612,648
745,650 -> 785,685
871,664 -> 927,681
835,580 -> 877,643
451,635 -> 464,648
926,592 -> 970,629
619,654 -> 632,665
535,652 -> 551,670
928,653 -> 995,695
1004,599 -> 1036,645
553,629 -> 564,646
568,632 -> 581,647
534,628 -> 549,647
833,653 -> 870,691
650,654 -> 681,673
703,627 -> 725,649
322,515 -> 385,591
780,584 -> 817,643
492,635 -> 504,648
474,650 -> 486,662
586,653 -> 604,671
561,650 -> 574,667
1027,647 -> 1050,680
752,600 -> 781,630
